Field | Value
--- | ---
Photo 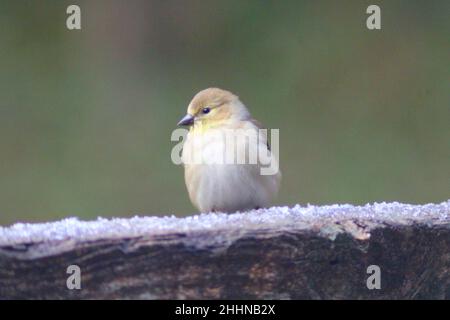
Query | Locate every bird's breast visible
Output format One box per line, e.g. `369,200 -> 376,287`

182,127 -> 280,213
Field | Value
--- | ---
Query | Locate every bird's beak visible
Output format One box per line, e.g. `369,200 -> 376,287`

177,114 -> 195,126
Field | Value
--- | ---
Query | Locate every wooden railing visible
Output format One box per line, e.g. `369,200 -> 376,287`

0,201 -> 449,299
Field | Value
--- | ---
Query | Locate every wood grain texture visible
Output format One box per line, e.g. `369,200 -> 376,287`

0,202 -> 449,299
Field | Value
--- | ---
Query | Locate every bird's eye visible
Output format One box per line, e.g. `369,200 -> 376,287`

202,107 -> 211,114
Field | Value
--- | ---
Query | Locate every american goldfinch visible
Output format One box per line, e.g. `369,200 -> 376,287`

178,88 -> 281,213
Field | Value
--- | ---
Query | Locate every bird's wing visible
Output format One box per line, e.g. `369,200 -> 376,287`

249,118 -> 271,151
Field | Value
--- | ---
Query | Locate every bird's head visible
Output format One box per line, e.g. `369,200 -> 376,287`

177,88 -> 250,130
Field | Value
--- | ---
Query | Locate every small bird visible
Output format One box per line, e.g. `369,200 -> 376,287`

178,88 -> 281,213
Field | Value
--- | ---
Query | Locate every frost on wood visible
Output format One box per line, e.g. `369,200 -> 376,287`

0,201 -> 449,299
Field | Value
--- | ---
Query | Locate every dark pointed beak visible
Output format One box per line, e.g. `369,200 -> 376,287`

177,114 -> 195,126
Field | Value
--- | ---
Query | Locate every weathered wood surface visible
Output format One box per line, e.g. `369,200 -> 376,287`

0,201 -> 449,299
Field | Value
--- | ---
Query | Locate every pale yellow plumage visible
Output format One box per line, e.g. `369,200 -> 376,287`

178,88 -> 281,213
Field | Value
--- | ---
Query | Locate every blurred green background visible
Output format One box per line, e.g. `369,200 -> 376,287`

0,0 -> 448,225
